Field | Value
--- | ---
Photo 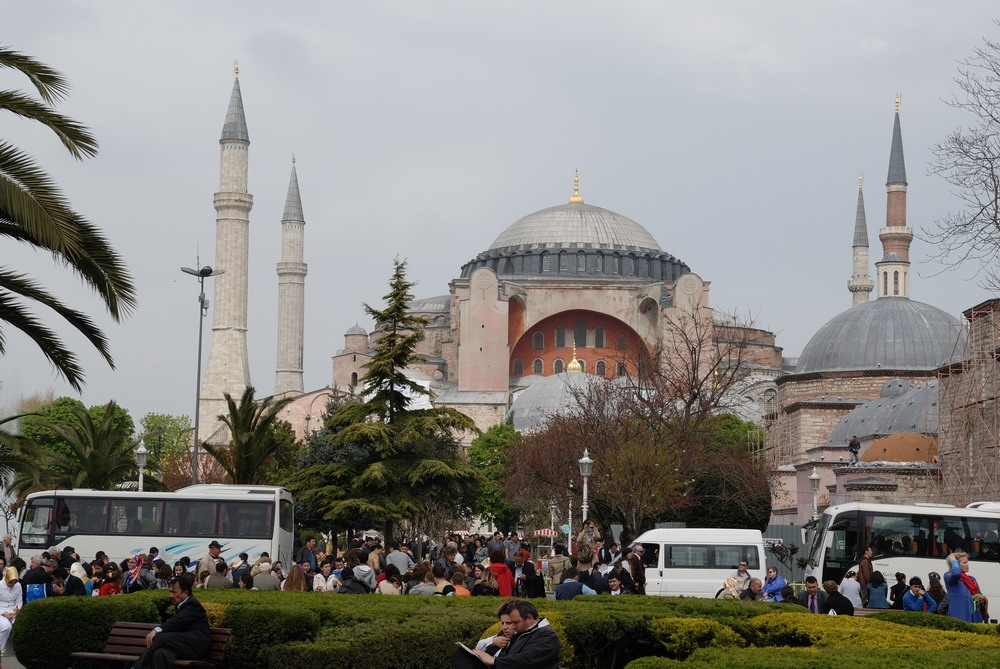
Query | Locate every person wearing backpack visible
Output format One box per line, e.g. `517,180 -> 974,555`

22,558 -> 55,603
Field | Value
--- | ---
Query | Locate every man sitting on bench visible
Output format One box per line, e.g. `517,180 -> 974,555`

132,574 -> 210,669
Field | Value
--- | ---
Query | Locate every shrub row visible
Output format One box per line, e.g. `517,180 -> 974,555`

10,592 -> 998,669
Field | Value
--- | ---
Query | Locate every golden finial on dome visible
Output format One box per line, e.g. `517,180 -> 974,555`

568,169 -> 584,204
234,60 -> 240,77
567,345 -> 582,372
895,93 -> 900,113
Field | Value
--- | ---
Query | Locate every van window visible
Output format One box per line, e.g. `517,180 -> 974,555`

639,543 -> 660,568
659,544 -> 760,569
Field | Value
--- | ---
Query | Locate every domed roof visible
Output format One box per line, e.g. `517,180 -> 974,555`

826,379 -> 937,444
796,298 -> 966,374
509,373 -> 625,433
345,324 -> 368,336
488,203 -> 662,253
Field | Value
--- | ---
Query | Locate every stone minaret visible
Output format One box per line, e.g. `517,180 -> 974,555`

848,175 -> 874,306
200,67 -> 254,440
875,95 -> 913,299
273,158 -> 307,397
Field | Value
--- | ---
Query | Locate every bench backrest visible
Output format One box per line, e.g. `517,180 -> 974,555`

105,621 -> 232,662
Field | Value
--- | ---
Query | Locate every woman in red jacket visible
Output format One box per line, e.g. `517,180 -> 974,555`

487,551 -> 514,597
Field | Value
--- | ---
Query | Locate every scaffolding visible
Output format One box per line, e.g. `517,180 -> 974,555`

937,300 -> 1000,504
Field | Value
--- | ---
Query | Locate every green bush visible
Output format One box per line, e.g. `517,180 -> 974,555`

647,617 -> 745,660
866,609 -> 998,635
220,603 -> 321,667
681,646 -> 1000,668
12,594 -> 159,669
623,657 -> 683,669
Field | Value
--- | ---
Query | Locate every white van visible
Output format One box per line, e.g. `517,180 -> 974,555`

631,528 -> 766,598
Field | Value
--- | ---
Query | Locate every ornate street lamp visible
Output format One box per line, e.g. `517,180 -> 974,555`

578,449 -> 593,522
135,440 -> 148,492
809,466 -> 821,521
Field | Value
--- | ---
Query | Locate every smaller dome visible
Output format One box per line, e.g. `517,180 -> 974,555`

509,374 -> 624,433
880,378 -> 913,398
345,324 -> 368,336
861,432 -> 937,463
827,379 -> 937,444
879,252 -> 905,263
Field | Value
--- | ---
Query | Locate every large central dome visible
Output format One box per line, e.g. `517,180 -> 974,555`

489,203 -> 663,253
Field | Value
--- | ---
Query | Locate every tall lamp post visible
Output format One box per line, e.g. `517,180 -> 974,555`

181,265 -> 224,485
809,466 -> 821,521
567,480 -> 574,551
135,440 -> 148,492
578,449 -> 593,522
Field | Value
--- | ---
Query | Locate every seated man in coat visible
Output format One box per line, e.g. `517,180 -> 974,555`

132,575 -> 210,669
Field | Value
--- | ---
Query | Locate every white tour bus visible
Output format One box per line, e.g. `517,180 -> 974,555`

632,527 -> 766,597
16,484 -> 295,566
806,501 -> 1000,603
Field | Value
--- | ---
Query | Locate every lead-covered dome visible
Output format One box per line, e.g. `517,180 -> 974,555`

796,298 -> 966,374
489,203 -> 662,253
460,198 -> 689,282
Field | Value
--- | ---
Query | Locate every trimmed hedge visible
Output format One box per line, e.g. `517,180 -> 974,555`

644,646 -> 1000,668
11,592 -> 1000,669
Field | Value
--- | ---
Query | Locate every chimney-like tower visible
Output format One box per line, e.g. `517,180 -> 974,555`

875,95 -> 913,299
200,66 -> 254,440
848,175 -> 874,306
274,158 -> 307,397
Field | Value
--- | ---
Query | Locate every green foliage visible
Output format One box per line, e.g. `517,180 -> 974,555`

284,259 -> 482,538
0,45 -> 136,391
220,602 -> 322,667
18,395 -> 87,460
867,609 -> 998,634
676,647 -> 1000,668
139,411 -> 192,461
648,617 -> 745,660
467,423 -> 519,527
11,592 -> 158,668
202,387 -> 297,484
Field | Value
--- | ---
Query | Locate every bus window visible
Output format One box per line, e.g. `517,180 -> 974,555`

75,499 -> 110,533
218,502 -> 272,538
965,518 -> 1000,561
279,499 -> 293,532
19,503 -> 52,546
165,501 -> 216,536
109,500 -> 163,534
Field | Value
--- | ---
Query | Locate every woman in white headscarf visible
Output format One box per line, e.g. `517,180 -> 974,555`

0,566 -> 22,656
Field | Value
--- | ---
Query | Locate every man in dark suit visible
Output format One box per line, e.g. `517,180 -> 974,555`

821,579 -> 855,616
52,567 -> 86,596
506,550 -> 539,597
132,575 -> 210,669
797,575 -> 828,613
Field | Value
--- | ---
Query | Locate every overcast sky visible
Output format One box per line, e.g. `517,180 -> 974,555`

2,3 -> 998,425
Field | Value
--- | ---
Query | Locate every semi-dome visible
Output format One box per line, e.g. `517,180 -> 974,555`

826,379 -> 937,444
795,298 -> 966,374
489,203 -> 662,253
509,373 -> 626,433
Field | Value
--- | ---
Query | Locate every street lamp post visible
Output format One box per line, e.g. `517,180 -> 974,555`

567,480 -> 574,551
578,449 -> 593,522
135,440 -> 148,492
181,265 -> 224,485
809,466 -> 821,521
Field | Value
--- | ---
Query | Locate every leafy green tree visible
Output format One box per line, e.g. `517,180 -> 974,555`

467,424 -> 520,530
284,259 -> 483,540
0,46 -> 136,389
10,400 -> 144,494
202,387 -> 296,485
139,412 -> 192,462
18,396 -> 86,462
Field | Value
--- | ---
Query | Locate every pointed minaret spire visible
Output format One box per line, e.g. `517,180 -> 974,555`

200,70 -> 255,443
848,174 -> 874,306
568,169 -> 584,204
567,345 -> 582,372
876,96 -> 913,298
274,158 -> 308,397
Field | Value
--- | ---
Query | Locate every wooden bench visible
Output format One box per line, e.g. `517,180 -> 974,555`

70,621 -> 232,668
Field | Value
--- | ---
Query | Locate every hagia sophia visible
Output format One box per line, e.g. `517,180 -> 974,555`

197,73 -> 1000,527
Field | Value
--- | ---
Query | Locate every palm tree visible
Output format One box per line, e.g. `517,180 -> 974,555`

41,400 -> 142,490
0,414 -> 46,499
0,46 -> 136,390
203,387 -> 295,485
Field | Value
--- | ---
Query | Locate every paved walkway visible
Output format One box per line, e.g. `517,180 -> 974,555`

5,645 -> 26,669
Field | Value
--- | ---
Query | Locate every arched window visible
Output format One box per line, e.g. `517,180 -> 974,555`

611,253 -> 620,274
893,270 -> 899,295
512,359 -> 524,375
574,318 -> 586,348
577,251 -> 586,272
616,362 -> 627,377
595,253 -> 604,273
533,332 -> 544,349
883,271 -> 888,295
596,360 -> 606,376
618,334 -> 627,351
542,252 -> 552,273
559,251 -> 569,272
595,327 -> 605,348
554,359 -> 564,374
556,327 -> 566,348
351,372 -> 358,386
533,358 -> 543,374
